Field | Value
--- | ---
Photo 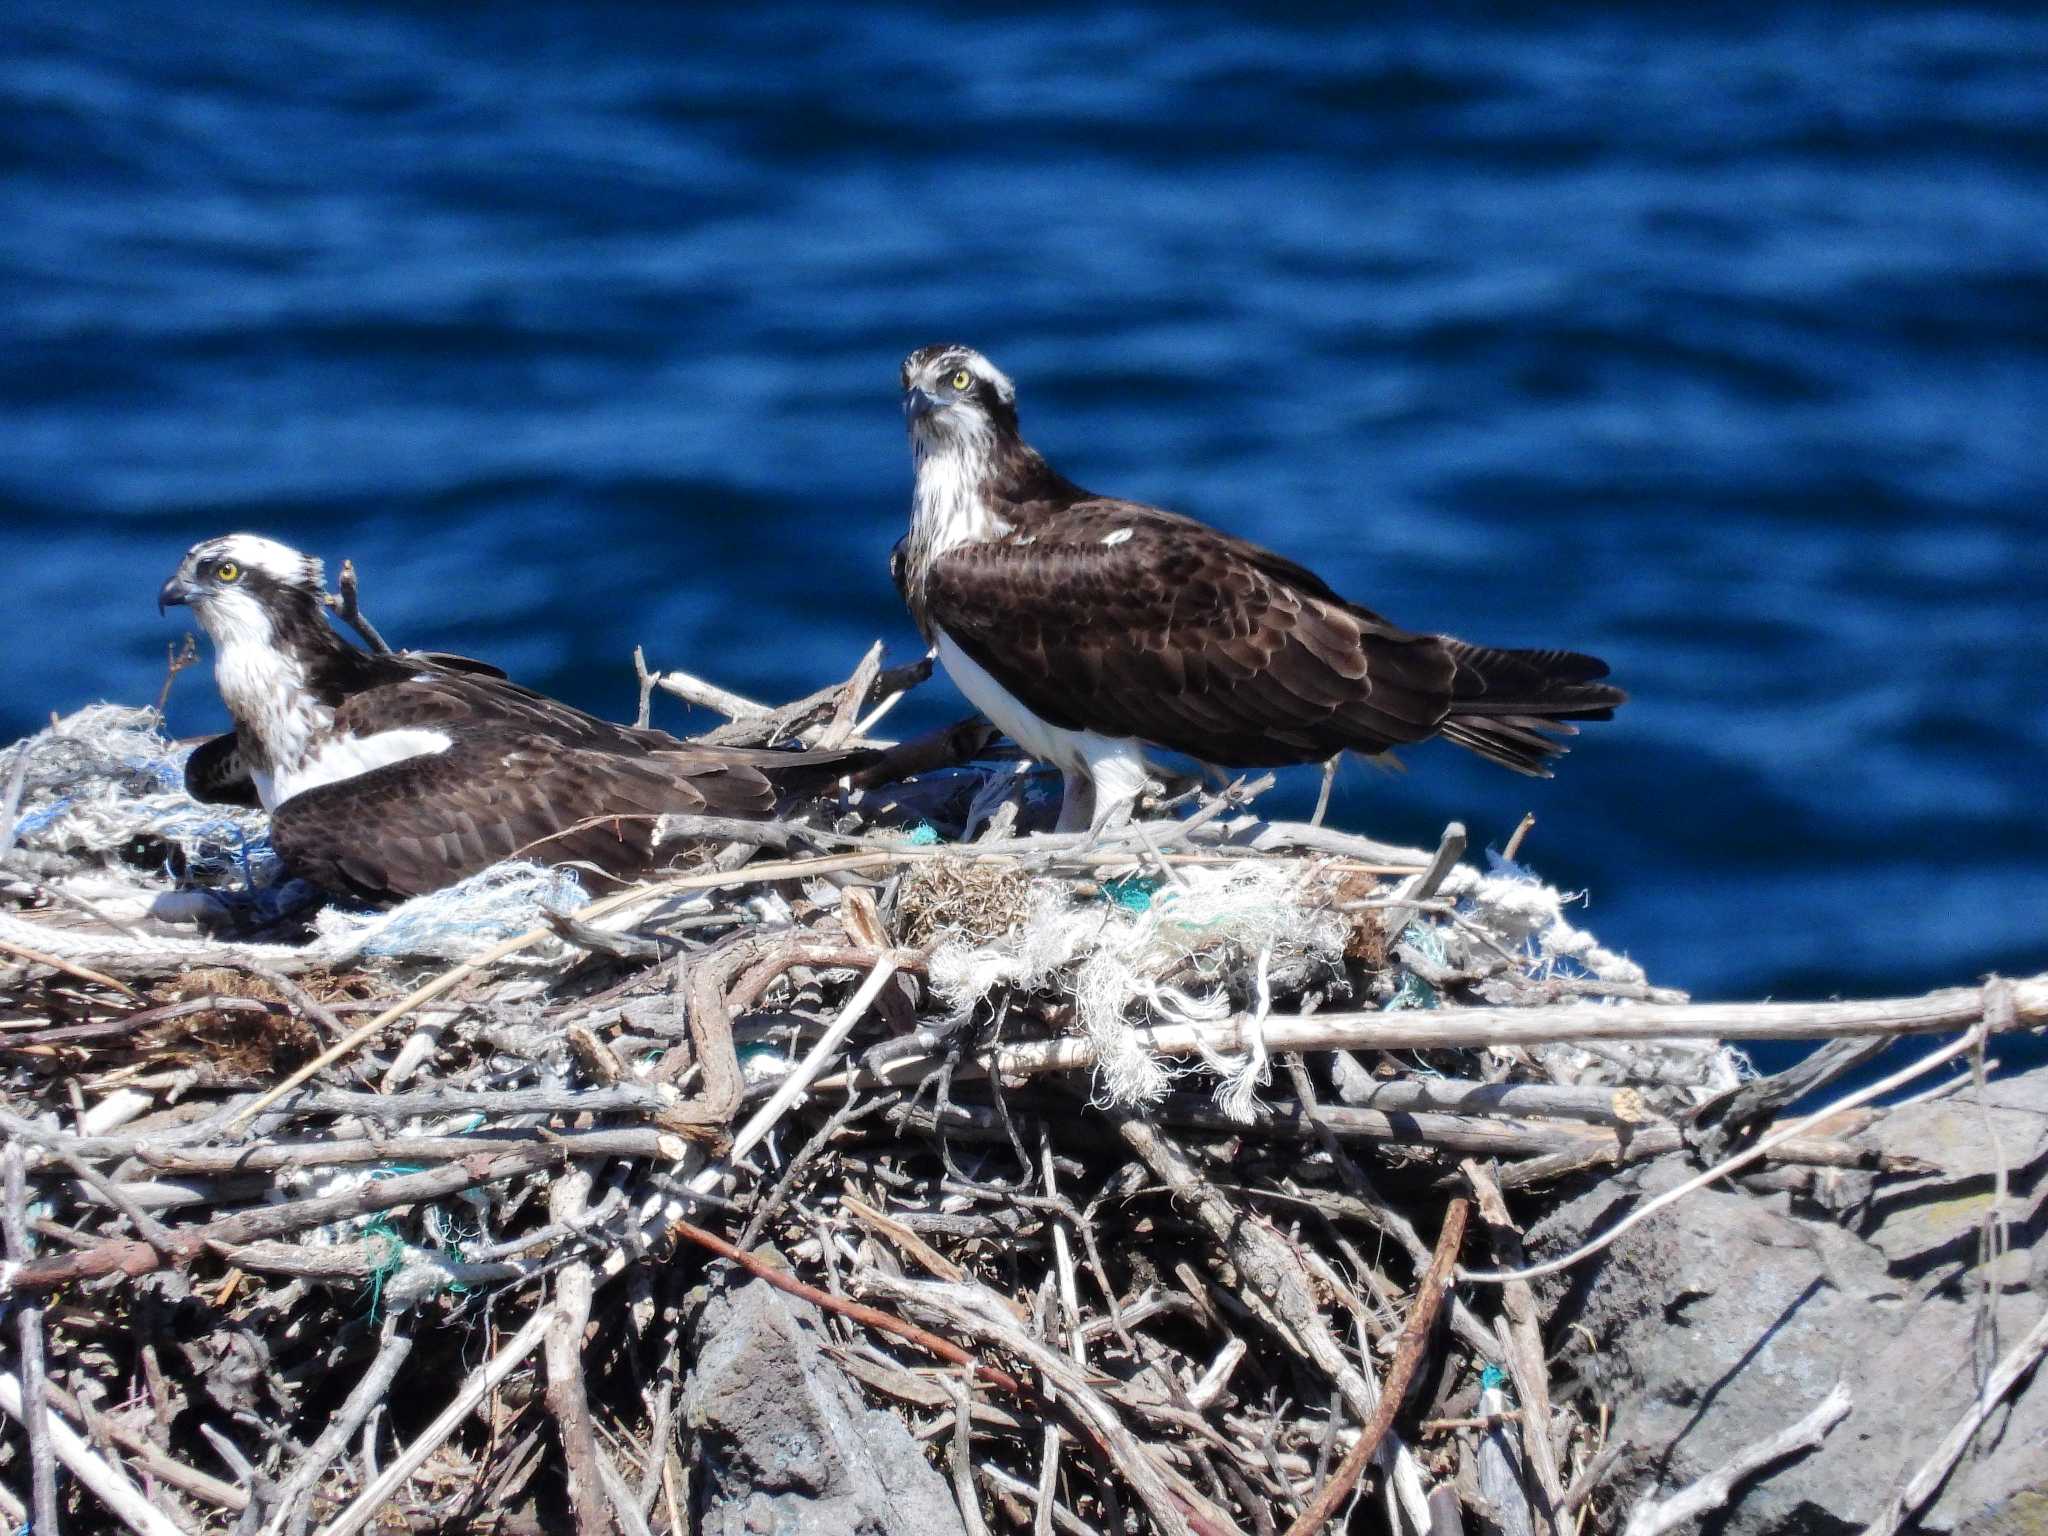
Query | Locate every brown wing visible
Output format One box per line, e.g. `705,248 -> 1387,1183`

333,667 -> 673,753
268,732 -> 782,906
404,650 -> 506,680
273,669 -> 874,904
921,502 -> 1462,767
347,657 -> 882,779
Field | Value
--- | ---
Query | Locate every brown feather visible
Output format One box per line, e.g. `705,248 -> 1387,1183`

267,664 -> 869,906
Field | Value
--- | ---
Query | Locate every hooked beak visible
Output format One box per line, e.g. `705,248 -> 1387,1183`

903,386 -> 937,425
158,574 -> 194,615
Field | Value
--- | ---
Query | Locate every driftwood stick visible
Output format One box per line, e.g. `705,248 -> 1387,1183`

830,974 -> 2045,1094
1384,820 -> 1466,932
210,1238 -> 526,1287
56,1147 -> 179,1250
139,1127 -> 684,1174
315,1305 -> 554,1536
596,1448 -> 658,1536
1856,1305 -> 2048,1536
939,1368 -> 996,1536
4,1142 -> 60,1536
1139,1097 -> 1877,1178
0,731 -> 34,855
1337,1077 -> 1657,1127
709,954 -> 902,1175
0,933 -> 144,1000
848,656 -> 931,741
981,1463 -> 1097,1536
650,666 -> 770,720
1684,1033 -> 1894,1160
39,1380 -> 247,1513
1463,1161 -> 1566,1529
816,640 -> 884,750
1281,1198 -> 1469,1536
6,1144 -> 561,1292
1238,819 -> 1434,865
632,645 -> 660,729
649,812 -> 841,852
1560,1443 -> 1627,1518
1162,1097 -> 1626,1159
543,1167 -> 609,1536
1622,1382 -> 1851,1536
0,1369 -> 190,1536
295,1083 -> 685,1122
0,1107 -> 230,1167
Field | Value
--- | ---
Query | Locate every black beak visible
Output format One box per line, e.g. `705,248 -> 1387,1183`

158,576 -> 190,615
903,386 -> 937,424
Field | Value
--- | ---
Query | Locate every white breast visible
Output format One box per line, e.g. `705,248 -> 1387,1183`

270,728 -> 454,808
212,623 -> 330,798
913,437 -> 1009,560
934,631 -> 1149,791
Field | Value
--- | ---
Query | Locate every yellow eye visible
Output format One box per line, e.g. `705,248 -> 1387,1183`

950,369 -> 972,391
216,561 -> 241,583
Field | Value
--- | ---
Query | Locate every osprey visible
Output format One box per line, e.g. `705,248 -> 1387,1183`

161,534 -> 869,905
894,344 -> 1626,832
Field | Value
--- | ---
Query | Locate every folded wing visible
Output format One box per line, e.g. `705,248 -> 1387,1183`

913,502 -> 1461,767
268,733 -> 781,905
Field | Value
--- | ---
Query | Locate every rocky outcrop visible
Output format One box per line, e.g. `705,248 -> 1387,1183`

683,1275 -> 970,1536
1533,1063 -> 2048,1534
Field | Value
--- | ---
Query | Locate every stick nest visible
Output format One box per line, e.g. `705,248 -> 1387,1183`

2,658 -> 2007,1536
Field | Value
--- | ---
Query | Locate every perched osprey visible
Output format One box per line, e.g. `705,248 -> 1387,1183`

160,534 -> 869,905
895,345 -> 1626,832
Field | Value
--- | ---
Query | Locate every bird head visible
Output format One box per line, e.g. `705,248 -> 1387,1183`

900,344 -> 1019,450
159,534 -> 327,647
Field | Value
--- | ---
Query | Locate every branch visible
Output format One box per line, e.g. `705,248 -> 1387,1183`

543,1169 -> 608,1536
1462,1021 -> 1992,1287
256,1313 -> 414,1535
0,1368 -> 190,1536
4,1143 -> 60,1536
1622,1382 -> 1851,1536
1281,1198 -> 1470,1535
6,1145 -> 562,1293
667,1214 -> 1025,1396
314,1306 -> 554,1536
833,975 -> 2045,1095
1856,1305 -> 2048,1536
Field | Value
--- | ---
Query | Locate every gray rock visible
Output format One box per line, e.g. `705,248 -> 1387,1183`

1531,1063 -> 2048,1535
684,1273 -> 970,1536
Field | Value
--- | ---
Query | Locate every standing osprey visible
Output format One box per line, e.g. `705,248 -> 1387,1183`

895,345 -> 1626,832
160,535 -> 868,905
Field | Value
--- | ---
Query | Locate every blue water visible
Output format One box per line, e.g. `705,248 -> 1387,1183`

3,3 -> 2045,1031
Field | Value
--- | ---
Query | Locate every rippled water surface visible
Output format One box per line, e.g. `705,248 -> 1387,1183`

4,3 -> 2045,1034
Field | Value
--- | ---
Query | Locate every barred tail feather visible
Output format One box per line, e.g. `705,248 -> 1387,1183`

723,744 -> 881,798
1437,641 -> 1626,777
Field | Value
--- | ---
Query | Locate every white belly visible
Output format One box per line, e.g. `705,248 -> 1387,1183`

269,728 -> 454,809
934,632 -> 1153,814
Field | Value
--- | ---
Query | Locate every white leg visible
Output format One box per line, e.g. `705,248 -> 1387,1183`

1080,739 -> 1153,835
1311,754 -> 1340,828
